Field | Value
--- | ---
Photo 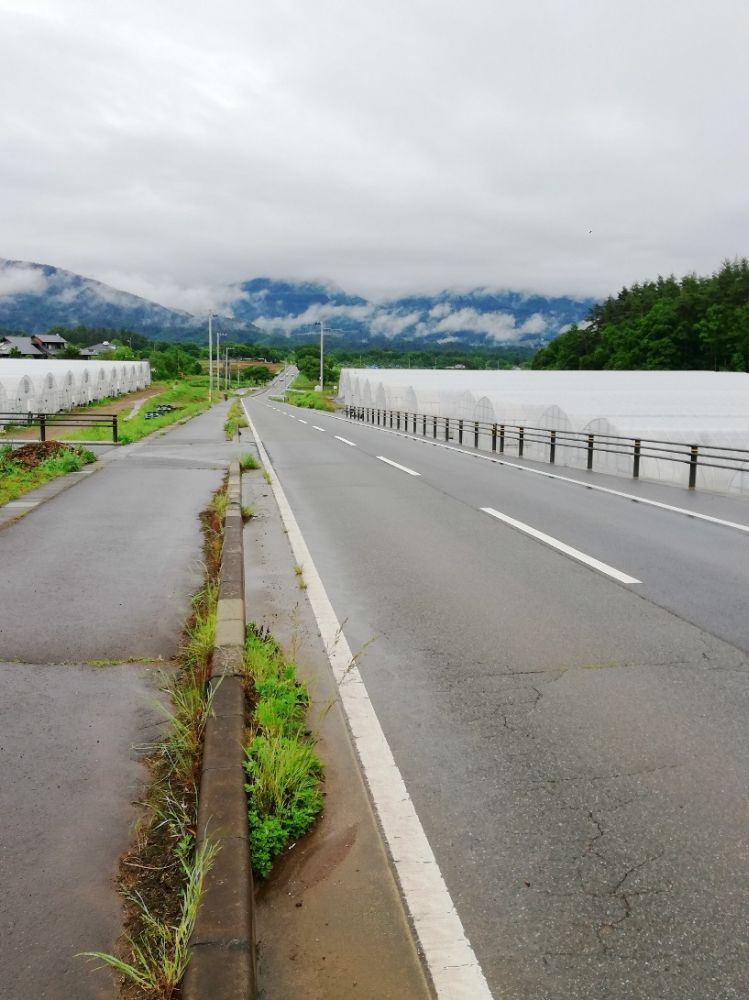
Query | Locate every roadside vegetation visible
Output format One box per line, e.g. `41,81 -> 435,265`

62,378 -> 212,446
223,397 -> 248,440
243,627 -> 324,878
287,389 -> 335,412
82,487 -> 227,998
0,441 -> 95,507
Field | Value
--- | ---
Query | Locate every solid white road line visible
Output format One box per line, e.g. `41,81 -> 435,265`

298,418 -> 308,424
377,456 -> 420,476
312,425 -> 326,432
337,414 -> 749,535
334,435 -> 357,446
242,400 -> 492,999
481,507 -> 641,584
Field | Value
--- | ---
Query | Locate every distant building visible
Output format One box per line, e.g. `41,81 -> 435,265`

79,341 -> 117,358
0,335 -> 46,358
31,333 -> 67,356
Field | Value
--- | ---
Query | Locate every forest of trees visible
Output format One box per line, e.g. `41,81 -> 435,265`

532,259 -> 749,371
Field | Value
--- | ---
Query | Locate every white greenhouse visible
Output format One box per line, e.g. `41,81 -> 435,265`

338,369 -> 749,493
0,359 -> 151,415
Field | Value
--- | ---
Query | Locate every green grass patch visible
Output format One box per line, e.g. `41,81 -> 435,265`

243,628 -> 323,878
0,442 -> 96,507
224,397 -> 249,440
287,390 -> 335,412
62,379 -> 212,446
239,452 -> 260,471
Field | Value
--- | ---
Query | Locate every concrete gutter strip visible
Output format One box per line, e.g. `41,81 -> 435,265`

183,459 -> 256,1000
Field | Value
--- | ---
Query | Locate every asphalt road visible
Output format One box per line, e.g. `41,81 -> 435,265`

247,389 -> 749,1000
0,401 -> 244,999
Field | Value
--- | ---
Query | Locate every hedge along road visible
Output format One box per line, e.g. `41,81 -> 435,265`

0,399 -> 246,999
246,392 -> 749,1000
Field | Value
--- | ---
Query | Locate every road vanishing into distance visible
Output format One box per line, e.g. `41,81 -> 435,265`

245,381 -> 749,1000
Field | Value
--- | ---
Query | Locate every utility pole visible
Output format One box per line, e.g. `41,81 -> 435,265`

208,313 -> 213,401
319,319 -> 325,390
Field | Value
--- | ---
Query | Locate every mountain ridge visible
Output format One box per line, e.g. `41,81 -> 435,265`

0,258 -> 595,348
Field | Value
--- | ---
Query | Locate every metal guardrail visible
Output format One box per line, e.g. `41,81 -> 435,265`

0,412 -> 118,443
345,405 -> 749,491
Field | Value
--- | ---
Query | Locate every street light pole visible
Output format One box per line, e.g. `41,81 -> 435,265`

319,319 -> 325,390
208,313 -> 213,402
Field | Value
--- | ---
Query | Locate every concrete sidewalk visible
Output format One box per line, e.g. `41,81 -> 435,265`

243,471 -> 433,1000
0,400 -> 244,999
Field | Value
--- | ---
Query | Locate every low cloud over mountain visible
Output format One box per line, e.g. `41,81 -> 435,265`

0,258 -> 594,348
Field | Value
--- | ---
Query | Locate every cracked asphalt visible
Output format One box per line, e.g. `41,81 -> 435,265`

0,401 -> 244,999
248,394 -> 749,999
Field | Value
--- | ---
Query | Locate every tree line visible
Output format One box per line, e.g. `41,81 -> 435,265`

532,259 -> 749,371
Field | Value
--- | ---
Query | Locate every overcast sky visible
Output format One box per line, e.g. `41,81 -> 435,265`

1,0 -> 748,312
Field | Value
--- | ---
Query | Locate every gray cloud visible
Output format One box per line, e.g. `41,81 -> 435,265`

1,1 -> 748,308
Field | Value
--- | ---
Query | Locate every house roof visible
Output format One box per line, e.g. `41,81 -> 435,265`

0,336 -> 45,357
33,333 -> 67,344
80,342 -> 116,356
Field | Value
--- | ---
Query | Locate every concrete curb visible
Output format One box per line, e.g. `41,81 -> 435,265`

183,459 -> 256,1000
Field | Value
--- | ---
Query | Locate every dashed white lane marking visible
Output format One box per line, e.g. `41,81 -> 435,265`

334,435 -> 357,447
377,456 -> 420,477
242,399 -> 492,1000
481,506 -> 641,584
312,425 -> 326,432
298,418 -> 308,424
337,414 -> 749,535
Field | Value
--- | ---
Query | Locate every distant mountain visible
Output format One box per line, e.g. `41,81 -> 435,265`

0,258 -> 594,348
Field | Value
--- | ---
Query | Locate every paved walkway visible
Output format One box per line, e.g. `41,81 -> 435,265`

0,401 -> 244,999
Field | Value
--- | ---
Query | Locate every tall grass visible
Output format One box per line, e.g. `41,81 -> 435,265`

0,444 -> 96,507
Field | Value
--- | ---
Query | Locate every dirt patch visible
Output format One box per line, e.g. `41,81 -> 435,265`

4,440 -> 86,469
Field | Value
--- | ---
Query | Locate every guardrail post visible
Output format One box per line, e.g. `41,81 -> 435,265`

474,421 -> 479,448
549,429 -> 556,464
422,414 -> 427,436
458,419 -> 463,444
112,415 -> 118,443
397,411 -> 401,430
492,423 -> 497,452
587,434 -> 594,470
389,410 -> 393,428
518,427 -> 524,457
445,417 -> 449,441
433,416 -> 437,439
633,439 -> 641,478
689,445 -> 699,489
39,414 -> 46,442
499,424 -> 505,453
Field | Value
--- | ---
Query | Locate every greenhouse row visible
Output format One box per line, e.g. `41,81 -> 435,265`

0,359 -> 151,414
338,369 -> 749,493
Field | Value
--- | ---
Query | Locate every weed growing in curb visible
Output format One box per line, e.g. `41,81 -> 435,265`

241,504 -> 254,522
243,627 -> 323,878
83,480 -> 228,997
262,469 -> 271,485
224,398 -> 249,440
239,452 -> 260,471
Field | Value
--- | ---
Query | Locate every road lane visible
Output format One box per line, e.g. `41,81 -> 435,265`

273,400 -> 749,653
246,394 -> 749,1000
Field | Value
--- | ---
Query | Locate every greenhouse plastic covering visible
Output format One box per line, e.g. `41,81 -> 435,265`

0,359 -> 150,415
338,369 -> 749,492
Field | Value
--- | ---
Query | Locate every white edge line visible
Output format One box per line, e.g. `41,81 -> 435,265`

377,455 -> 421,477
312,425 -> 326,432
242,399 -> 493,999
334,435 -> 357,447
297,418 -> 308,424
328,413 -> 749,535
481,506 -> 641,584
